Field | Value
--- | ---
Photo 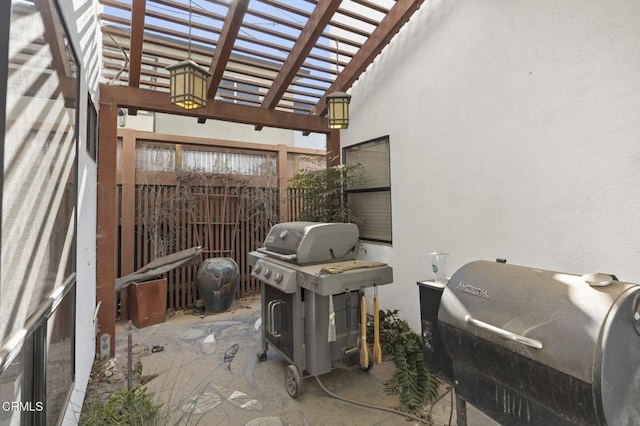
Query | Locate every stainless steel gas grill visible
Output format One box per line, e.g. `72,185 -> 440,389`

418,260 -> 640,425
250,222 -> 393,398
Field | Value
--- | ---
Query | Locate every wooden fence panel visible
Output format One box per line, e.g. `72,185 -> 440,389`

116,134 -> 324,314
119,181 -> 282,312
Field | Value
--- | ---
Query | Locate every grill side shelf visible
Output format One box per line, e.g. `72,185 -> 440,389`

297,262 -> 393,296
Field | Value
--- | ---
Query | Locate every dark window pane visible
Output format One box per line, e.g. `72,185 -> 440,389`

344,136 -> 392,243
347,191 -> 392,242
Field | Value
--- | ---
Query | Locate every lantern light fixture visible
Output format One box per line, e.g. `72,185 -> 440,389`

326,91 -> 351,129
167,0 -> 210,110
327,41 -> 350,129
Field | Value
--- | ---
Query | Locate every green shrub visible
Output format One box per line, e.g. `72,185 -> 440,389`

289,164 -> 362,224
80,387 -> 162,425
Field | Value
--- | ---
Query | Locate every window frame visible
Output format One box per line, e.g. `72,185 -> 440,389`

343,135 -> 392,244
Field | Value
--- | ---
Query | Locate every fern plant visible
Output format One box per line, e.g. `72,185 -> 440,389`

375,309 -> 440,413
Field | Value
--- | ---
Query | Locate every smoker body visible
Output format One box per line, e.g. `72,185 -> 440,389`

422,260 -> 640,425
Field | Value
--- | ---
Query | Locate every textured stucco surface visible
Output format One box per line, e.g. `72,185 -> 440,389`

343,0 -> 640,332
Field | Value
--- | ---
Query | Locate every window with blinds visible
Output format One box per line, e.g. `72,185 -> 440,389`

343,136 -> 392,243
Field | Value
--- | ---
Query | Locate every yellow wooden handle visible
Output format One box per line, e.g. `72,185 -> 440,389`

373,293 -> 382,364
360,295 -> 369,369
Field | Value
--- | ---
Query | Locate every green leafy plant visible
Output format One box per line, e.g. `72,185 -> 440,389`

372,309 -> 440,414
80,387 -> 162,425
289,164 -> 362,224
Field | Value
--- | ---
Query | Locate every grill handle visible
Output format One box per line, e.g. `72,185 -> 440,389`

464,315 -> 543,350
257,247 -> 297,261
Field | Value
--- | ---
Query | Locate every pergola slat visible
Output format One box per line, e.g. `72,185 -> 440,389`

207,0 -> 249,99
261,0 -> 343,110
127,0 -> 146,115
314,0 -> 425,116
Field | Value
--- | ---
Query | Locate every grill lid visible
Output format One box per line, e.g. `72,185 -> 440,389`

439,260 -> 638,383
260,222 -> 359,265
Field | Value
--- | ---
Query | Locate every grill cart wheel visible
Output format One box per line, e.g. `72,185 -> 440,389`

285,364 -> 302,399
256,351 -> 267,362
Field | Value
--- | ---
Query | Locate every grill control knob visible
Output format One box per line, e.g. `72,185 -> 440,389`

254,265 -> 262,274
274,273 -> 283,283
264,269 -> 272,278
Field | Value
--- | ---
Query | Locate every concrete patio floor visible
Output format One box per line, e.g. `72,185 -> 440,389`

113,296 -> 498,425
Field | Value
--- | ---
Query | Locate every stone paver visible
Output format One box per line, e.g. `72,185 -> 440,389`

114,298 -> 497,425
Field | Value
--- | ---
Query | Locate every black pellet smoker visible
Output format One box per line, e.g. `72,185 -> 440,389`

418,259 -> 640,425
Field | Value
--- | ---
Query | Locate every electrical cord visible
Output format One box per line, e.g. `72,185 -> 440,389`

105,32 -> 129,84
314,375 -> 430,424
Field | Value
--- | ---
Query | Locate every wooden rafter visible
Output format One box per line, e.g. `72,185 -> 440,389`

336,4 -> 381,27
127,0 -> 146,115
251,0 -> 370,49
351,0 -> 390,15
261,0 -> 343,111
313,0 -> 425,116
128,0 -> 145,88
207,0 -> 250,99
98,0 -> 425,121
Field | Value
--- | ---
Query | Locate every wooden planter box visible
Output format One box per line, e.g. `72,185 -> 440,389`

128,278 -> 167,328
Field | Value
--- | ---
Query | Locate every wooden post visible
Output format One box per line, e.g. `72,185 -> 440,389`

175,144 -> 182,171
119,129 -> 136,319
326,130 -> 340,167
96,98 -> 118,356
277,145 -> 289,222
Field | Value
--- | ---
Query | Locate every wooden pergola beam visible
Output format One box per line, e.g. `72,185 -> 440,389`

206,0 -> 250,99
127,0 -> 146,115
101,84 -> 330,133
128,0 -> 145,88
260,0 -> 343,111
313,0 -> 425,116
326,130 -> 341,167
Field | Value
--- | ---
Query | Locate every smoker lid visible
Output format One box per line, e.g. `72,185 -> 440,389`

439,260 -> 638,384
261,221 -> 359,264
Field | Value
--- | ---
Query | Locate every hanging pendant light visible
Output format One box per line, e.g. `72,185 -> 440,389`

327,42 -> 350,129
167,0 -> 210,110
167,59 -> 210,110
327,91 -> 351,129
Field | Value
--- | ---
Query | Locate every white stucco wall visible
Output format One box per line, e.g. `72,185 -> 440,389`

57,0 -> 101,423
155,112 -> 298,145
136,113 -> 327,150
345,0 -> 640,331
